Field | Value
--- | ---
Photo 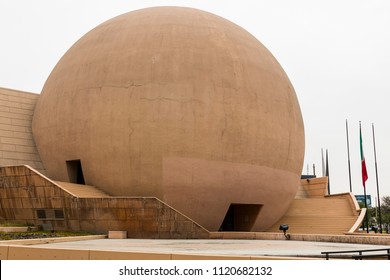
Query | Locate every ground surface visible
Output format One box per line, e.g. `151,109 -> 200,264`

26,238 -> 390,259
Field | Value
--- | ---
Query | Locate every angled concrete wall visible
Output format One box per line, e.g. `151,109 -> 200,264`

0,88 -> 45,174
0,165 -> 209,238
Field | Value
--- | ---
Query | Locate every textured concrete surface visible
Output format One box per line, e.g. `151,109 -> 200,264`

32,6 -> 304,232
0,165 -> 208,238
25,238 -> 390,259
0,87 -> 44,173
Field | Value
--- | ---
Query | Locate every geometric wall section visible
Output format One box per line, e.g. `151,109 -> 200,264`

0,88 -> 45,174
0,165 -> 209,238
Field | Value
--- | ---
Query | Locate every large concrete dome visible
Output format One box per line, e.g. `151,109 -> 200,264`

32,6 -> 304,231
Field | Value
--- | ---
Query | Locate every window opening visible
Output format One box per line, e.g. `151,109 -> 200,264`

66,159 -> 85,184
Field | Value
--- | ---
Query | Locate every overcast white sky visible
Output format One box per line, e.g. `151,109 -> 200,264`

1,0 -> 390,200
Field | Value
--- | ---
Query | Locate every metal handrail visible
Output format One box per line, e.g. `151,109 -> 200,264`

321,248 -> 390,260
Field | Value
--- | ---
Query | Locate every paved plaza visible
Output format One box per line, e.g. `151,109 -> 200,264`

28,238 -> 390,259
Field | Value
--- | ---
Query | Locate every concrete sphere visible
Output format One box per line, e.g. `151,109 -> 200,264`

32,7 -> 304,231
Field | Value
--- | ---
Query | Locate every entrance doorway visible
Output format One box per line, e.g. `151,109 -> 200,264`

66,160 -> 85,184
219,203 -> 262,231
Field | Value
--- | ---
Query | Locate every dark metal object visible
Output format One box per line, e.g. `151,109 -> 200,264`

321,248 -> 390,260
279,224 -> 290,240
372,123 -> 383,234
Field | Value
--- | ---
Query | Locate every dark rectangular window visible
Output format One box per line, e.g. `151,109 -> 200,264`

36,209 -> 46,219
36,209 -> 65,221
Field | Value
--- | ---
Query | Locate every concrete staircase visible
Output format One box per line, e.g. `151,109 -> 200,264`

54,181 -> 111,198
267,195 -> 361,234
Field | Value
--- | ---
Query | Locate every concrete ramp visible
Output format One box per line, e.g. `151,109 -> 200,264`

54,181 -> 111,198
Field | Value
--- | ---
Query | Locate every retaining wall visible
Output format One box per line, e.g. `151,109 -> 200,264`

0,165 -> 209,238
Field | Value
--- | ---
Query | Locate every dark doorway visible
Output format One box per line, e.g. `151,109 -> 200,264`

66,160 -> 85,184
219,204 -> 262,231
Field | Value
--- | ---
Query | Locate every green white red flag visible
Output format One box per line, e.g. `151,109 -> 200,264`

360,123 -> 368,187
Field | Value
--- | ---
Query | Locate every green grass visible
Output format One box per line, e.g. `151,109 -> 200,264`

0,231 -> 96,240
0,222 -> 33,227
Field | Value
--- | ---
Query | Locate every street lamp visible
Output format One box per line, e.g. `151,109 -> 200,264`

279,224 -> 290,240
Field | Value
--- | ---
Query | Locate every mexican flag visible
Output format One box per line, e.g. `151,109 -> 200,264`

360,123 -> 368,187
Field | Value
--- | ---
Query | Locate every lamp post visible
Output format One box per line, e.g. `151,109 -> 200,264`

279,224 -> 290,240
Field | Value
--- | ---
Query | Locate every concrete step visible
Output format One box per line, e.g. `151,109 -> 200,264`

267,196 -> 360,234
286,198 -> 356,216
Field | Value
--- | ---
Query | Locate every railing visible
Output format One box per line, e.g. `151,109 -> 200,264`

321,248 -> 390,260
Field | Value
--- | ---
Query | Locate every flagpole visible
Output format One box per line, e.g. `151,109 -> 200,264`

372,123 -> 382,233
360,121 -> 369,233
325,149 -> 330,195
363,183 -> 369,233
321,148 -> 325,177
346,119 -> 352,192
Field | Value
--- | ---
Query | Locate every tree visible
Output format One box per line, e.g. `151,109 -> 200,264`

380,196 -> 390,233
357,197 -> 390,232
358,201 -> 375,231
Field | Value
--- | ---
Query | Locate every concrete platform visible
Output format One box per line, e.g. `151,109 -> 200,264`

2,232 -> 390,260
19,238 -> 390,259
